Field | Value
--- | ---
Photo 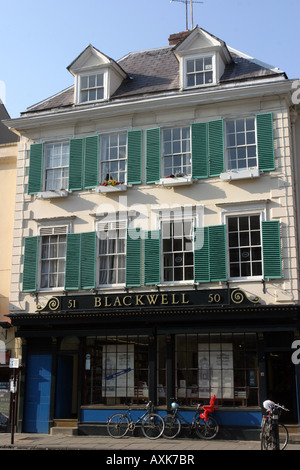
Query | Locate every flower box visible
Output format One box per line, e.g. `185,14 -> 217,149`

95,183 -> 128,193
37,189 -> 69,199
157,175 -> 193,187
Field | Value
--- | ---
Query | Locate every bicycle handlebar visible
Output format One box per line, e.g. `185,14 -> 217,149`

263,400 -> 289,412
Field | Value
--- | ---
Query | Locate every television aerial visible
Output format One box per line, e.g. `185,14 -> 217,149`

170,0 -> 204,30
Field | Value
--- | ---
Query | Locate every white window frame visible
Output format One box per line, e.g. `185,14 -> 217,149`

161,217 -> 194,285
99,132 -> 127,184
183,52 -> 216,89
38,225 -> 68,292
161,126 -> 192,178
44,141 -> 70,191
76,70 -> 108,104
96,218 -> 127,288
225,116 -> 258,171
157,207 -> 196,285
221,205 -> 266,282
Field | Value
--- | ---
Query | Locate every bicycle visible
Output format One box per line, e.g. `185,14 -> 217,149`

107,401 -> 165,440
261,400 -> 289,451
163,395 -> 219,440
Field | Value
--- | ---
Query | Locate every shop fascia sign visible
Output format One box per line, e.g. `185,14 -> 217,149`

36,288 -> 260,314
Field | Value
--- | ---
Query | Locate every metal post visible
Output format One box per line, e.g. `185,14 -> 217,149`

10,368 -> 16,445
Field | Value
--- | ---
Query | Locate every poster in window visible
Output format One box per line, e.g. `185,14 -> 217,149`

102,344 -> 134,397
198,343 -> 234,399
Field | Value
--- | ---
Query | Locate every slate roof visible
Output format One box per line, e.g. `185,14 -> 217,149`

22,42 -> 287,116
0,102 -> 19,143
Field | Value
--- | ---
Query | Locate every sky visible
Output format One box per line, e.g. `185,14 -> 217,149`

1,0 -> 299,118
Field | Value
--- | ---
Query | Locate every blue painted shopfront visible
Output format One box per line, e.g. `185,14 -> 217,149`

80,408 -> 262,428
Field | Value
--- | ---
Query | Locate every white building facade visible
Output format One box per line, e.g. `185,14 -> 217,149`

6,28 -> 300,436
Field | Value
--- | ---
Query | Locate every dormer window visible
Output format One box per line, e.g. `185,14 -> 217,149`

186,55 -> 213,87
80,72 -> 105,103
68,44 -> 128,106
184,53 -> 215,88
172,27 -> 232,91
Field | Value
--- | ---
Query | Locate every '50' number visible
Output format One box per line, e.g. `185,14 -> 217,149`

208,293 -> 221,303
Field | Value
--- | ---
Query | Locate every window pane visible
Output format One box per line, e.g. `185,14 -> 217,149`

204,56 -> 212,70
81,90 -> 88,102
97,74 -> 103,86
187,60 -> 194,73
81,76 -> 88,89
196,73 -> 204,85
187,75 -> 195,87
195,58 -> 203,71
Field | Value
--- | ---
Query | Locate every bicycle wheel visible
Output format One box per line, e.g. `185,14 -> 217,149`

163,414 -> 181,439
261,424 -> 289,450
261,423 -> 288,450
196,416 -> 219,440
107,413 -> 129,438
279,424 -> 289,450
142,413 -> 165,439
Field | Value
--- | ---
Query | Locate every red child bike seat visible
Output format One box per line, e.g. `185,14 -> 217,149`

200,394 -> 216,421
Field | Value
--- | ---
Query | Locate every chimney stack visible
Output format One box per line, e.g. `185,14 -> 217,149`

168,31 -> 191,46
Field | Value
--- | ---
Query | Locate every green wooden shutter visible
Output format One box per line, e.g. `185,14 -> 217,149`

80,232 -> 96,289
127,130 -> 142,184
69,138 -> 84,191
256,113 -> 275,171
65,233 -> 81,290
84,136 -> 99,189
262,220 -> 282,279
144,230 -> 161,285
209,225 -> 227,281
146,128 -> 160,183
194,227 -> 209,282
126,228 -> 141,287
28,143 -> 44,195
192,123 -> 208,179
194,225 -> 227,283
208,120 -> 224,177
22,236 -> 39,292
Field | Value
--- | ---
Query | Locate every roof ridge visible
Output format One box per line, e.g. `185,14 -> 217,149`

118,45 -> 172,62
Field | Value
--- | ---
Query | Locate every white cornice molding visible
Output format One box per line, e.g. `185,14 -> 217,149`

5,78 -> 293,133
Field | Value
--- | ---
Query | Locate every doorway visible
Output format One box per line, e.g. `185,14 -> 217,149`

55,337 -> 79,420
266,351 -> 297,423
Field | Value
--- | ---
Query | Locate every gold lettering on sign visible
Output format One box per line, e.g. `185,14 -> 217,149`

113,296 -> 122,307
146,294 -> 159,305
171,294 -> 180,305
161,294 -> 168,305
105,297 -> 112,307
94,297 -> 101,307
123,296 -> 132,306
135,295 -> 145,306
181,293 -> 190,304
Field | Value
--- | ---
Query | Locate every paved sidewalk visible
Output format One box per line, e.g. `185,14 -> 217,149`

0,433 -> 299,451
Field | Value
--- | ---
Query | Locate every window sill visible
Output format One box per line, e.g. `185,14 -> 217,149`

220,168 -> 260,182
36,189 -> 69,199
157,176 -> 193,187
229,276 -> 262,283
95,184 -> 130,193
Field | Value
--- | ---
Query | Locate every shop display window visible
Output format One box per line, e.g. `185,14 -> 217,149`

83,335 -> 149,405
174,333 -> 258,407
